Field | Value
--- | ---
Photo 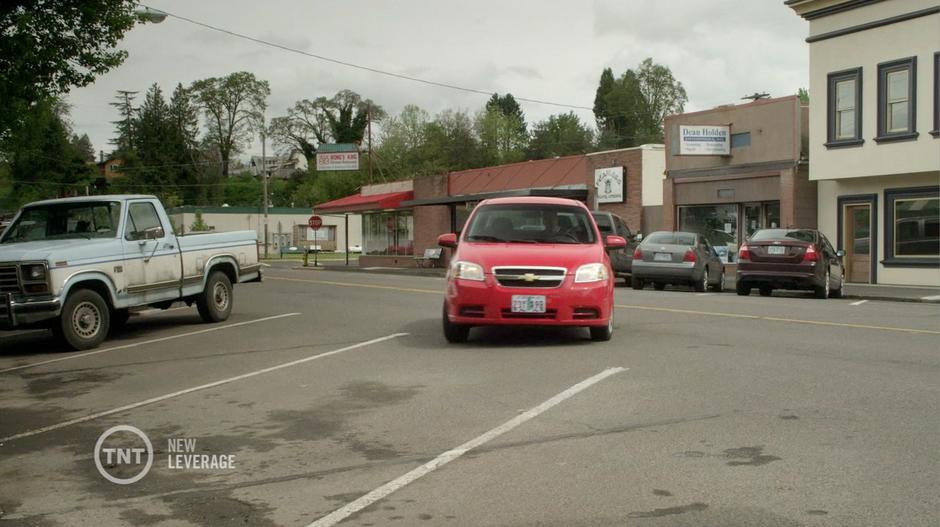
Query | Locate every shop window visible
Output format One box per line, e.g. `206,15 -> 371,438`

876,57 -> 917,142
884,187 -> 939,266
826,67 -> 863,147
731,132 -> 750,148
363,211 -> 414,256
678,204 -> 738,262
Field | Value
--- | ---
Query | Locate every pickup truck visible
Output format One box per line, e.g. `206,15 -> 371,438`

0,195 -> 261,350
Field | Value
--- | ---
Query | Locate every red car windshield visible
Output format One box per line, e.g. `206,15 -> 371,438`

464,204 -> 597,244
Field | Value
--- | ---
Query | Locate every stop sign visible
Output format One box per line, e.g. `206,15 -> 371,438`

308,215 -> 323,229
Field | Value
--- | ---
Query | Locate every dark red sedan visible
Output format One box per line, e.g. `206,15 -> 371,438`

736,228 -> 844,299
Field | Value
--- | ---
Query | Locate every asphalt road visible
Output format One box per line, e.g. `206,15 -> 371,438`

1,262 -> 938,527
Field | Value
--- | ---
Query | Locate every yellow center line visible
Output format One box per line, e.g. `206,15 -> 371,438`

266,275 -> 938,336
615,304 -> 940,335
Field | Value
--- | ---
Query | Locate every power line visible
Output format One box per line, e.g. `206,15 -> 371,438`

139,4 -> 594,112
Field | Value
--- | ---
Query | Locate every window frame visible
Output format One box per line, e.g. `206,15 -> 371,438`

931,52 -> 939,137
875,57 -> 918,143
124,201 -> 165,241
825,67 -> 863,148
883,186 -> 939,267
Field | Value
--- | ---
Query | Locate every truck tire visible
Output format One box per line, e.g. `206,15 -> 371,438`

56,289 -> 110,350
196,271 -> 233,323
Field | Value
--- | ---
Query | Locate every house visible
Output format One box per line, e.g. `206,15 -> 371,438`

787,0 -> 939,286
249,151 -> 308,180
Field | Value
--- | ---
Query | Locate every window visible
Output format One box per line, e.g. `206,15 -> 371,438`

1,202 -> 121,244
677,204 -> 738,261
826,68 -> 862,147
465,204 -> 596,244
876,57 -> 917,142
884,187 -> 939,266
731,132 -> 751,148
363,211 -> 413,256
932,52 -> 939,137
125,202 -> 164,240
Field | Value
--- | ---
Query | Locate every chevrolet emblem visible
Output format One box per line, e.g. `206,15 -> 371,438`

521,273 -> 538,282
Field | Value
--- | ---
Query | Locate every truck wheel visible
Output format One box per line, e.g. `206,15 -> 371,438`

653,282 -> 666,291
56,289 -> 110,350
631,278 -> 644,290
197,271 -> 233,323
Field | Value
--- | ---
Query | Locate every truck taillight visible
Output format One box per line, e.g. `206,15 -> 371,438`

803,244 -> 819,262
683,249 -> 696,262
738,244 -> 752,261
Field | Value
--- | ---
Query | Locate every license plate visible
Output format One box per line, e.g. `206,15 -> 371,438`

768,246 -> 786,255
654,252 -> 672,262
511,295 -> 546,313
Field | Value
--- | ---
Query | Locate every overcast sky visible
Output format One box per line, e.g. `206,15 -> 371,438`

65,0 -> 809,160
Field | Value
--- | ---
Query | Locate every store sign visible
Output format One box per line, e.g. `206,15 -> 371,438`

316,151 -> 359,171
594,167 -> 624,204
679,125 -> 731,155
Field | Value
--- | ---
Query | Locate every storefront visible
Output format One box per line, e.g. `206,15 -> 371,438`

663,96 -> 815,264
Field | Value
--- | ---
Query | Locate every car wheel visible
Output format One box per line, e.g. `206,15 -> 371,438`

814,270 -> 830,299
736,282 -> 751,296
710,272 -> 724,292
631,278 -> 645,290
759,286 -> 773,297
830,281 -> 843,298
590,317 -> 613,342
56,289 -> 111,350
694,267 -> 708,292
653,282 -> 666,291
442,303 -> 469,343
196,271 -> 233,323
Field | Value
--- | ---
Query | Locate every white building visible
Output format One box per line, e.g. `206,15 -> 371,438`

788,0 -> 939,286
248,151 -> 308,180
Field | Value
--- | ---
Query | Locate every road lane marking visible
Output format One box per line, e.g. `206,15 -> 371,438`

267,276 -> 938,336
307,367 -> 627,527
922,295 -> 940,301
267,275 -> 440,295
0,313 -> 301,375
850,300 -> 868,306
615,304 -> 940,335
0,333 -> 407,444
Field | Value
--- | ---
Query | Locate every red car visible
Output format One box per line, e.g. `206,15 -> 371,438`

437,197 -> 626,343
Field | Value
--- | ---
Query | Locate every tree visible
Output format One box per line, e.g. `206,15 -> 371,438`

71,133 -> 95,163
798,87 -> 809,105
475,107 -> 527,165
168,83 -> 203,204
486,93 -> 526,135
593,58 -> 687,148
190,72 -> 270,177
526,112 -> 594,159
0,0 -> 138,139
109,90 -> 138,153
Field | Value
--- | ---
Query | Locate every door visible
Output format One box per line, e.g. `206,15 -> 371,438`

122,201 -> 182,303
843,204 -> 871,283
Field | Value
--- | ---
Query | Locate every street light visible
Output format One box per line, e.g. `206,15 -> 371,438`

134,7 -> 168,24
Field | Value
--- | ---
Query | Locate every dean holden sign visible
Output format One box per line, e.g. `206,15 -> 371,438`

679,125 -> 730,156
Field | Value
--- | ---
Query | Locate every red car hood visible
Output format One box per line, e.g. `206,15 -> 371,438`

454,242 -> 606,274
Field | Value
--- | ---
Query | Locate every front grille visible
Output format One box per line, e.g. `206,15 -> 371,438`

501,309 -> 558,320
0,264 -> 19,294
493,267 -> 566,288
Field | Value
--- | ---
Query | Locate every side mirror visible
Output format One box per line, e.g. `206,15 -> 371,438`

605,235 -> 627,251
145,226 -> 164,240
634,233 -> 643,242
836,249 -> 845,258
437,233 -> 458,249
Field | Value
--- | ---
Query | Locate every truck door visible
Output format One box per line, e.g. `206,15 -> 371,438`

122,201 -> 182,304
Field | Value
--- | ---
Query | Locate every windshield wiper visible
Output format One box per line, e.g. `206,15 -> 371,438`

506,239 -> 538,244
466,235 -> 505,242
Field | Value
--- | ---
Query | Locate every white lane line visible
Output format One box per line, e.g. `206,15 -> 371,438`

260,262 -> 271,267
307,366 -> 627,527
0,332 -> 407,444
922,295 -> 940,301
695,293 -> 712,296
850,299 -> 868,306
0,313 -> 301,375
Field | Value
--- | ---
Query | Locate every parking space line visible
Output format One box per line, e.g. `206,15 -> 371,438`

615,304 -> 940,335
0,332 -> 407,443
0,313 -> 301,375
307,367 -> 627,527
850,300 -> 868,306
267,275 -> 440,295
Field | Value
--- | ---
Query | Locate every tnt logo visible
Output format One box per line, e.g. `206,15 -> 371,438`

94,425 -> 153,485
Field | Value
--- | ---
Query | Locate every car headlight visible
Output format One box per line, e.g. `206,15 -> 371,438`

574,263 -> 609,283
22,264 -> 46,281
449,261 -> 485,281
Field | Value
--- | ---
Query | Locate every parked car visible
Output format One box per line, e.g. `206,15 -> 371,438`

0,195 -> 261,350
631,231 -> 724,292
591,210 -> 639,285
437,197 -> 626,343
736,228 -> 843,299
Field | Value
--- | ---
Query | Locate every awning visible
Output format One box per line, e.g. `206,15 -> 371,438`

401,186 -> 588,207
315,190 -> 414,213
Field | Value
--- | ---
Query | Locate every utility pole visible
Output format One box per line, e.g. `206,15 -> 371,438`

261,124 -> 269,258
367,104 -> 373,185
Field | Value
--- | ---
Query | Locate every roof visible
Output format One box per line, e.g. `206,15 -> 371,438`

315,190 -> 414,213
168,205 -> 315,215
26,195 -> 156,206
478,196 -> 589,207
402,186 -> 588,207
317,143 -> 359,153
448,155 -> 587,196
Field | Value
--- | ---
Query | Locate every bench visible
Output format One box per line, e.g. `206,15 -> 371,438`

415,247 -> 444,268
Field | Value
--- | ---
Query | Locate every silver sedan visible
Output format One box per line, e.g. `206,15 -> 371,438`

631,231 -> 725,292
